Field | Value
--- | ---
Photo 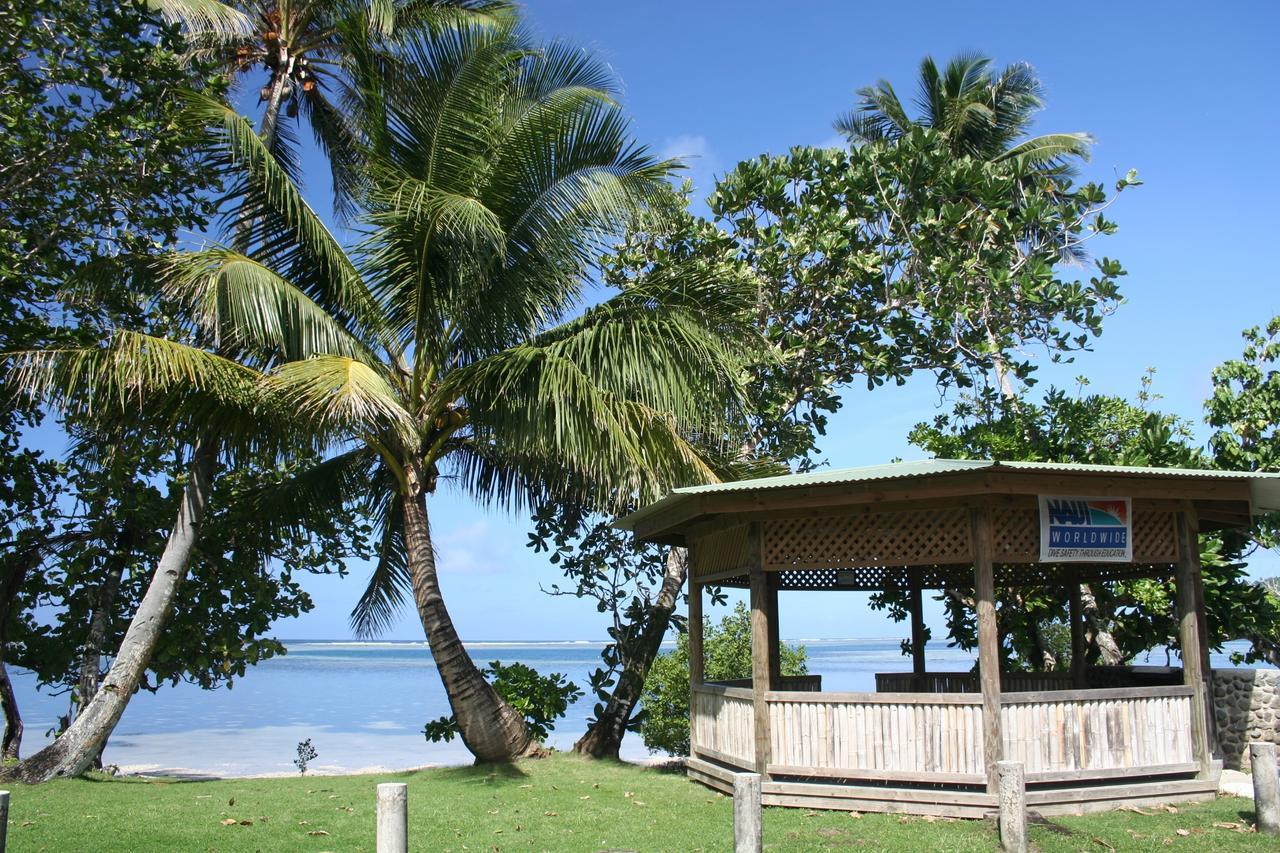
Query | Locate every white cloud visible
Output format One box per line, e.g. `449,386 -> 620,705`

659,133 -> 721,195
433,520 -> 509,574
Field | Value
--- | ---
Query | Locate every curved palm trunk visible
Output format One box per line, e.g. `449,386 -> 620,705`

401,486 -> 536,763
7,441 -> 217,783
574,548 -> 687,759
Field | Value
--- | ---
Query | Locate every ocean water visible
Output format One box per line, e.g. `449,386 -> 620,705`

9,638 -> 1267,777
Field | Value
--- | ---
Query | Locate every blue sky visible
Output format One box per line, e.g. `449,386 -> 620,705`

42,2 -> 1280,644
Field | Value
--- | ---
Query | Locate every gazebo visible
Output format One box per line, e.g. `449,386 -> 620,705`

618,460 -> 1280,817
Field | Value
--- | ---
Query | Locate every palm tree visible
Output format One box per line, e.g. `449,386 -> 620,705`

15,20 -> 751,768
153,0 -> 512,212
834,52 -> 1092,168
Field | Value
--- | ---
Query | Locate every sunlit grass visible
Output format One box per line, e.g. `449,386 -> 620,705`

5,753 -> 1270,851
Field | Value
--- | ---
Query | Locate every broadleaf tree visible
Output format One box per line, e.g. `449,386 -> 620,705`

543,110 -> 1137,758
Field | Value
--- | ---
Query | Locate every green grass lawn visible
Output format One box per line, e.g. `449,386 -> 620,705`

4,754 -> 1269,852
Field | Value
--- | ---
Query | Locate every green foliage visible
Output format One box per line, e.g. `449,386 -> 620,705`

639,602 -> 807,756
293,738 -> 317,775
605,133 -> 1134,469
527,504 -> 674,728
10,430 -> 373,720
1207,315 -> 1280,549
423,661 -> 583,744
901,376 -> 1280,669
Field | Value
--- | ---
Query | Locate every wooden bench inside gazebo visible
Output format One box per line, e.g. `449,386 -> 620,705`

617,460 -> 1280,817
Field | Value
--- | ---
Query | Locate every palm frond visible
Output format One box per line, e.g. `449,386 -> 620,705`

162,249 -> 379,362
350,468 -> 412,638
179,91 -> 395,358
148,0 -> 253,40
3,330 -> 262,425
266,356 -> 414,440
242,445 -> 380,539
837,80 -> 913,143
998,132 -> 1094,166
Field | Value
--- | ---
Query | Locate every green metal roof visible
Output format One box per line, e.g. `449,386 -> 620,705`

616,458 -> 1280,533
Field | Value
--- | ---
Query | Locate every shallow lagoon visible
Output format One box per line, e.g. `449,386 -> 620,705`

11,638 -> 1266,776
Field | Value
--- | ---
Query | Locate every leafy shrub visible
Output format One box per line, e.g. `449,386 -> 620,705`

424,661 -> 583,744
640,602 -> 807,755
294,739 -> 317,775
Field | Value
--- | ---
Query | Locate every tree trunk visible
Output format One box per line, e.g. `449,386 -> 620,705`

0,660 -> 21,761
1079,583 -> 1124,666
78,557 -> 126,712
574,548 -> 687,759
258,48 -> 291,149
0,552 -> 32,760
401,484 -> 536,763
76,555 -> 127,769
6,441 -> 217,783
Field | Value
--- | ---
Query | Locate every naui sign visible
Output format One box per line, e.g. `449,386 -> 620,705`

1038,496 -> 1133,562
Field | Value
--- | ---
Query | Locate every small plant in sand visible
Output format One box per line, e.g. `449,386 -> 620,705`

294,739 -> 318,775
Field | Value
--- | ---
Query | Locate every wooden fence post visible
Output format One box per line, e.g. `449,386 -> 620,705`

997,761 -> 1027,853
0,789 -> 8,853
376,782 -> 408,853
1251,742 -> 1280,836
733,772 -> 762,853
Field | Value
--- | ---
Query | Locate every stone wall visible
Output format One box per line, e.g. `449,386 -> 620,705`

1212,668 -> 1280,771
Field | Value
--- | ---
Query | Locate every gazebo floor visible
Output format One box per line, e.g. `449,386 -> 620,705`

686,756 -> 1221,818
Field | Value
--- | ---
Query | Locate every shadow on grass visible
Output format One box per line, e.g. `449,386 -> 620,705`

1028,811 -> 1075,836
430,761 -> 530,786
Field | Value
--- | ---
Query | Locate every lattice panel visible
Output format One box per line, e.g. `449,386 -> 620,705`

763,508 -> 972,570
690,524 -> 752,580
710,560 -> 1176,592
1133,511 -> 1177,562
992,507 -> 1038,561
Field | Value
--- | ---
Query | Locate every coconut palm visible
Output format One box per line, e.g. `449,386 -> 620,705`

153,0 -> 513,212
834,52 -> 1092,168
158,23 -> 750,762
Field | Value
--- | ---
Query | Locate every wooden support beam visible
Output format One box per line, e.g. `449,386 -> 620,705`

909,575 -> 927,691
972,507 -> 1003,794
748,523 -> 771,776
766,572 -> 781,689
1174,507 -> 1212,778
689,580 -> 704,687
1068,579 -> 1086,689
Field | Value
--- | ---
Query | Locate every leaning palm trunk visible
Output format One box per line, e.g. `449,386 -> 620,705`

8,441 -> 217,783
574,548 -> 687,759
402,482 -> 536,762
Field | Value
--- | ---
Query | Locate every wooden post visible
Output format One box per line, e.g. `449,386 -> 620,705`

1174,508 -> 1212,778
909,576 -> 927,691
748,523 -> 771,776
688,580 -> 703,758
1190,542 -> 1218,754
1251,742 -> 1280,836
0,789 -> 8,853
689,581 -> 704,687
1068,580 -> 1086,689
996,761 -> 1027,853
376,782 -> 408,853
733,772 -> 763,853
766,572 -> 781,689
972,507 -> 1003,794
